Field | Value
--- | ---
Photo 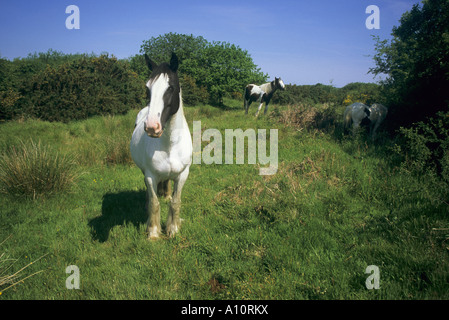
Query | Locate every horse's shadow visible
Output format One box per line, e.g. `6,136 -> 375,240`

88,190 -> 146,242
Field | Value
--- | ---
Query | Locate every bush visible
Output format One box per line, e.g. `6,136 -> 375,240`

180,74 -> 209,106
0,139 -> 80,199
370,0 -> 449,129
21,55 -> 144,122
398,111 -> 449,182
271,82 -> 381,107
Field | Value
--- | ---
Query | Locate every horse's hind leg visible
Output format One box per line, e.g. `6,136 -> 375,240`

166,167 -> 190,238
144,175 -> 161,239
264,102 -> 270,115
157,180 -> 172,200
244,99 -> 251,114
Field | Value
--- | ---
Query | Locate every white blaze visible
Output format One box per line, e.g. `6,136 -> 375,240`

145,74 -> 169,133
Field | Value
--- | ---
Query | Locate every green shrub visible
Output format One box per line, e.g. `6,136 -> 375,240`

0,139 -> 80,199
180,74 -> 209,106
398,111 -> 449,182
22,54 -> 144,122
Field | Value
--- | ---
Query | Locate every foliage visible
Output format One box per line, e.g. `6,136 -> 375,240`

396,111 -> 449,182
134,33 -> 267,105
1,50 -> 145,122
22,54 -> 144,122
198,41 -> 267,104
271,82 -> 381,108
369,0 -> 449,129
180,74 -> 210,106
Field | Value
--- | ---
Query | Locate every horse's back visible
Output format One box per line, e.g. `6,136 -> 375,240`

344,103 -> 370,128
245,84 -> 264,101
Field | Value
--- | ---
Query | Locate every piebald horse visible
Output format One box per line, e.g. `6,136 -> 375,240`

130,52 -> 192,239
343,102 -> 388,139
244,78 -> 285,117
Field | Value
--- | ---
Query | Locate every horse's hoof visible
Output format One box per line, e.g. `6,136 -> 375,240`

147,226 -> 160,240
167,224 -> 179,238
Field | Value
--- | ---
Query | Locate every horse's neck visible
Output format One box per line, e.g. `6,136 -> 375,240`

164,94 -> 188,141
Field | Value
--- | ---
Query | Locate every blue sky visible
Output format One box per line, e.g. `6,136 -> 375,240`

0,0 -> 418,87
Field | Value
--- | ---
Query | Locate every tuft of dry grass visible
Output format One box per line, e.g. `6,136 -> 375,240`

272,103 -> 340,132
104,135 -> 133,165
275,104 -> 317,130
0,139 -> 80,199
0,235 -> 46,296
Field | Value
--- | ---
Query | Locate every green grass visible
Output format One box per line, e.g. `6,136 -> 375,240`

0,102 -> 448,299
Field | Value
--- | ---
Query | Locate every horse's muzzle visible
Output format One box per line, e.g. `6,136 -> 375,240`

144,125 -> 163,138
146,130 -> 163,138
144,119 -> 163,138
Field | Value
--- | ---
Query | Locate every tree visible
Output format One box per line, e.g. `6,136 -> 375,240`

132,33 -> 267,105
139,33 -> 208,80
198,41 -> 267,104
369,0 -> 449,129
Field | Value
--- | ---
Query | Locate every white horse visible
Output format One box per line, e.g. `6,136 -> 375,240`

343,102 -> 371,135
244,77 -> 285,117
368,103 -> 388,139
343,102 -> 388,139
130,52 -> 192,239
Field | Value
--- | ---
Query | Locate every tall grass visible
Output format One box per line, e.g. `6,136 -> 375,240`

0,139 -> 80,199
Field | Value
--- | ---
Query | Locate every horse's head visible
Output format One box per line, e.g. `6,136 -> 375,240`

274,77 -> 285,91
143,52 -> 180,138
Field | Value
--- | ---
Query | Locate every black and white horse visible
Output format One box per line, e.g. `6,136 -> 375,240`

130,52 -> 192,239
244,77 -> 285,117
343,102 -> 388,139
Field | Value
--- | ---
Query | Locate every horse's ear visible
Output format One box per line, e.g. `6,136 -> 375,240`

170,52 -> 179,72
144,54 -> 158,72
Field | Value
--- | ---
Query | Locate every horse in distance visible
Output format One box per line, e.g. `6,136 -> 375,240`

343,102 -> 388,139
244,77 -> 285,117
343,102 -> 371,135
130,52 -> 192,239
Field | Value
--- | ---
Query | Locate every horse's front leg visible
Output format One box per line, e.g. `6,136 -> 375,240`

166,166 -> 190,238
264,101 -> 270,115
144,175 -> 161,240
255,102 -> 264,117
370,122 -> 379,140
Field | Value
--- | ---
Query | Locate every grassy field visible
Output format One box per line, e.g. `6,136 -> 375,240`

0,100 -> 448,299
